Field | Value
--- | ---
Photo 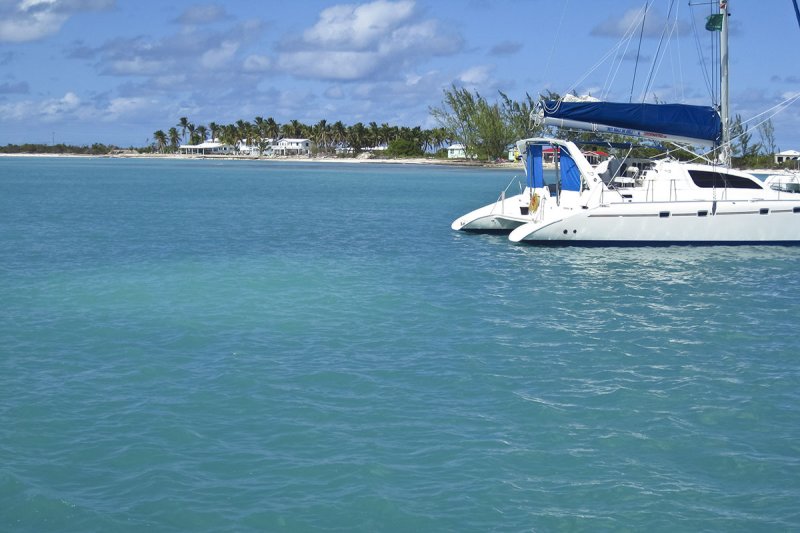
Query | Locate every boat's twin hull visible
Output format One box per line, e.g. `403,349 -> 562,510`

451,193 -> 531,232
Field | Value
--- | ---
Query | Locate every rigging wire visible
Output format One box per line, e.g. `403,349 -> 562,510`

565,5 -> 647,101
741,92 -> 800,128
705,93 -> 800,163
564,27 -> 638,101
640,0 -> 678,102
629,0 -> 650,102
541,0 -> 570,85
602,4 -> 648,100
689,7 -> 715,103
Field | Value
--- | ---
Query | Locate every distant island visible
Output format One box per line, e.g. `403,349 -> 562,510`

2,87 -> 795,171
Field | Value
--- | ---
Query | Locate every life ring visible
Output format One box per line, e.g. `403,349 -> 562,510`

529,193 -> 540,213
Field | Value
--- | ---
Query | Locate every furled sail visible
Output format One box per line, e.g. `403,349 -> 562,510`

540,100 -> 722,147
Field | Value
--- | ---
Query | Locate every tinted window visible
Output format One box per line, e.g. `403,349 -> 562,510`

688,170 -> 763,189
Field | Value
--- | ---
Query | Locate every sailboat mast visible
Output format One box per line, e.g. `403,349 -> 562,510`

720,0 -> 730,165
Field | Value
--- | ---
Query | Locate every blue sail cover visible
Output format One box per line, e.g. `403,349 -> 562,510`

543,100 -> 722,145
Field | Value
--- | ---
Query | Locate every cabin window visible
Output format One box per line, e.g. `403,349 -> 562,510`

697,210 -> 708,217
659,211 -> 670,218
688,170 -> 762,189
794,207 -> 800,213
760,208 -> 769,215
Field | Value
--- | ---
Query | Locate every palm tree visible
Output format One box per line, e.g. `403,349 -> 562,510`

421,128 -> 434,153
168,127 -> 180,151
254,116 -> 266,138
313,119 -> 328,154
186,123 -> 196,144
195,125 -> 208,144
284,119 -> 304,138
347,122 -> 367,154
177,117 -> 190,143
266,117 -> 279,140
380,123 -> 393,144
253,116 -> 271,155
153,130 -> 167,153
368,122 -> 380,148
331,121 -> 347,152
208,122 -> 219,142
220,124 -> 239,152
430,127 -> 449,153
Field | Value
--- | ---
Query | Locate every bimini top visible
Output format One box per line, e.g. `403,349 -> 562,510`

540,100 -> 722,147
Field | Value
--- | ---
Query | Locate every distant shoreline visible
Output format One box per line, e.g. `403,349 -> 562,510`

0,151 -> 524,170
3,152 -> 794,174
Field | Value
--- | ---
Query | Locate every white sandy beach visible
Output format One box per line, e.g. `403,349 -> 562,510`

0,151 -> 526,170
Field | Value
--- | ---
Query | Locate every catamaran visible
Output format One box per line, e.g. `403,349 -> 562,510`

452,1 -> 800,245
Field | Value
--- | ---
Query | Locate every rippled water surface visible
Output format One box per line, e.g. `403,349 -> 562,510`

2,157 -> 799,531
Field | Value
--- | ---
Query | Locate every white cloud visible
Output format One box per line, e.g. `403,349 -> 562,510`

0,1 -> 67,42
404,73 -> 422,86
0,0 -> 113,42
591,7 -> 689,39
278,0 -> 461,81
87,20 -> 262,94
458,65 -> 492,86
303,0 -> 414,49
278,50 -> 381,80
379,19 -> 437,53
40,91 -> 80,119
105,96 -> 152,119
200,40 -> 239,69
324,85 -> 345,99
0,100 -> 35,120
243,54 -> 272,73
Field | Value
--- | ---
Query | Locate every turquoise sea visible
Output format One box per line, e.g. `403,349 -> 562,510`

1,157 -> 799,532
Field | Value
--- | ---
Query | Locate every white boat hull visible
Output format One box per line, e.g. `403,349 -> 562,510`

451,192 -> 532,232
454,138 -> 800,247
509,200 -> 800,245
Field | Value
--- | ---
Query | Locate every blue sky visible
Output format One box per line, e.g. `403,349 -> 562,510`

1,0 -> 798,149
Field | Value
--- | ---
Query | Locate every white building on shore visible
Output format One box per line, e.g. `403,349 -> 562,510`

179,140 -> 233,155
447,143 -> 467,159
275,138 -> 312,156
237,139 -> 275,156
180,138 -> 316,157
775,150 -> 800,165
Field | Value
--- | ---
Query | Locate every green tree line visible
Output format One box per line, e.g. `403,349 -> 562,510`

152,117 -> 455,158
0,143 -> 117,155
